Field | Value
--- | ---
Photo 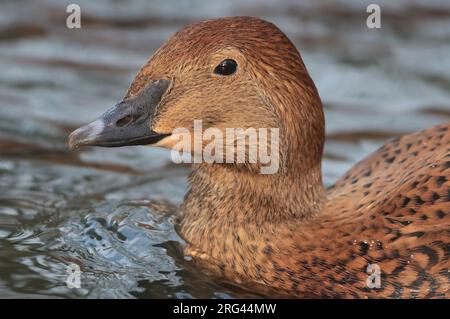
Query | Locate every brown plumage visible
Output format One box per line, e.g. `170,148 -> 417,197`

68,17 -> 450,298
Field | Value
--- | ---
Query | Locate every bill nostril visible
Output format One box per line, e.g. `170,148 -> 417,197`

116,115 -> 133,127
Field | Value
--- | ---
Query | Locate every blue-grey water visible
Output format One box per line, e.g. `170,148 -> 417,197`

0,0 -> 449,298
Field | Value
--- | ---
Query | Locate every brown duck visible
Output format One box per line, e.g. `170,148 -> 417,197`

68,17 -> 450,298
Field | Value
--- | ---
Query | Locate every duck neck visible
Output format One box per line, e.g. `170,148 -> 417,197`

179,162 -> 326,248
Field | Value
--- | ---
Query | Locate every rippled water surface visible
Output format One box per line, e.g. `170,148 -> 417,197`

0,0 -> 449,298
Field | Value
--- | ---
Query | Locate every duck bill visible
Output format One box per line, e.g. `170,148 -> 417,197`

68,79 -> 171,150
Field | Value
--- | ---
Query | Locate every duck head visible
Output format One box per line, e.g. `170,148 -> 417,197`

68,16 -> 324,174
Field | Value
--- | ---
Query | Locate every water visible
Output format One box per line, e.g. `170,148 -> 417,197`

0,0 -> 449,298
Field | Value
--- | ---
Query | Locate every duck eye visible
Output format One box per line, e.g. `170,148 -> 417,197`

214,59 -> 237,76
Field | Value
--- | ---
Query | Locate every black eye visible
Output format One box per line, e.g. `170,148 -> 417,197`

214,59 -> 237,76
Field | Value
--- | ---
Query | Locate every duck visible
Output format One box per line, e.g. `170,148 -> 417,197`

68,16 -> 450,298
